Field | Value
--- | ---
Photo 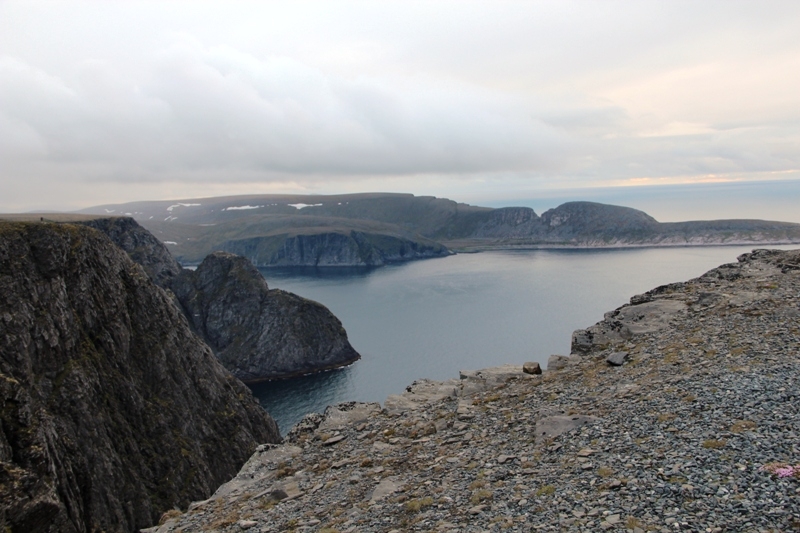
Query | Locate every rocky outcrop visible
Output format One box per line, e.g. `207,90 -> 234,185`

222,230 -> 450,268
0,222 -> 280,533
78,216 -> 182,287
171,252 -> 360,381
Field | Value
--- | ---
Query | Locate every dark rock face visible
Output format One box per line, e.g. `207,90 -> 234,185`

78,217 -> 182,287
172,252 -> 361,381
223,230 -> 450,267
0,222 -> 280,533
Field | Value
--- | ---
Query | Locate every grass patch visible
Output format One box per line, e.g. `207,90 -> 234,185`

158,509 -> 182,525
471,489 -> 493,504
702,439 -> 727,449
730,420 -> 756,433
534,485 -> 555,497
596,466 -> 614,478
404,496 -> 434,513
625,516 -> 647,530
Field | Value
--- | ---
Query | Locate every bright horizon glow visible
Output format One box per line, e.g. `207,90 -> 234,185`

1,1 -> 799,220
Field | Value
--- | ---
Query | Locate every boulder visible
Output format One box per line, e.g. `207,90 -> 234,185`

523,361 -> 542,375
606,352 -> 628,366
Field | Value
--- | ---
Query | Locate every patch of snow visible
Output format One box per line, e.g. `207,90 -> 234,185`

164,216 -> 178,222
224,205 -> 264,211
104,209 -> 115,213
164,241 -> 178,245
124,212 -> 132,216
149,216 -> 153,219
166,203 -> 201,212
287,203 -> 323,210
198,223 -> 217,226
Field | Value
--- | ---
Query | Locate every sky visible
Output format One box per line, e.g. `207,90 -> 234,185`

1,1 -> 799,221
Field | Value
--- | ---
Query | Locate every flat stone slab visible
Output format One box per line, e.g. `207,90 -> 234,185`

318,402 -> 382,431
384,378 -> 460,412
535,415 -> 601,443
573,299 -> 687,353
369,476 -> 401,502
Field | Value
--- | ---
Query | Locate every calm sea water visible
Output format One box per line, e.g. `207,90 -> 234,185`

251,245 -> 797,434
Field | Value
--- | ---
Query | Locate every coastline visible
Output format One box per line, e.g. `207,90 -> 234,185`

150,248 -> 800,532
443,239 -> 800,254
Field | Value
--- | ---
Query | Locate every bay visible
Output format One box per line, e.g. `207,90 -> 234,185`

251,245 -> 796,434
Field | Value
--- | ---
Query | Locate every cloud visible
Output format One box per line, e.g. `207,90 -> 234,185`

0,1 -> 799,213
1,37 -> 572,187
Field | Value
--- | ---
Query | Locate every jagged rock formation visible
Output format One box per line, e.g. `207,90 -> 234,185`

222,230 -> 449,268
155,248 -> 800,532
171,252 -> 360,381
0,222 -> 280,533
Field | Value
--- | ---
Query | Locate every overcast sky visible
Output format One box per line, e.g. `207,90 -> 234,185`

1,1 -> 799,219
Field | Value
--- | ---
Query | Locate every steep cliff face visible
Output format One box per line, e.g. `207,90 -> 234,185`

0,222 -> 280,533
78,217 -> 182,287
171,252 -> 360,381
223,230 -> 450,267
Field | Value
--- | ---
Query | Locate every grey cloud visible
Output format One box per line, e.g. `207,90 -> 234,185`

1,39 -> 569,184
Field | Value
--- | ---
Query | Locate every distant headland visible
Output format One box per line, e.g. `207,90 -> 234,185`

79,193 -> 800,267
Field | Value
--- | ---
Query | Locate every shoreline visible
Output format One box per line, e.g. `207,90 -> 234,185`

152,248 -> 800,532
443,239 -> 800,254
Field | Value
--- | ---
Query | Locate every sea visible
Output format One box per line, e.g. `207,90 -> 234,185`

251,245 -> 797,434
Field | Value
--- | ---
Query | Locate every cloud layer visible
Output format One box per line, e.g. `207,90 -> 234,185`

1,1 -> 799,211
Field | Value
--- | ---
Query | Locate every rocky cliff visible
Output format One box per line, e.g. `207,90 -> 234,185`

74,217 -> 362,382
171,252 -> 360,381
222,230 -> 450,268
78,217 -> 182,288
0,222 -> 280,533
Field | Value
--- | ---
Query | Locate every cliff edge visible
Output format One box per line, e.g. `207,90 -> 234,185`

0,222 -> 280,533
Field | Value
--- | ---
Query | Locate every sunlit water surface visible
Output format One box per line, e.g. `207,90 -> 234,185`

250,245 -> 796,434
